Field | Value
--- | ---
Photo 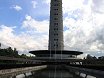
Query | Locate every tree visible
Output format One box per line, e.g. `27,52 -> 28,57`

20,54 -> 28,58
13,48 -> 19,57
7,47 -> 14,57
0,43 -> 1,49
86,54 -> 93,59
93,56 -> 97,59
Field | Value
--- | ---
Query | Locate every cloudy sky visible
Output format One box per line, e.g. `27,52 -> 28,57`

0,0 -> 104,57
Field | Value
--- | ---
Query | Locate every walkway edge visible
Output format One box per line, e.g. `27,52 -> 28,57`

0,65 -> 47,75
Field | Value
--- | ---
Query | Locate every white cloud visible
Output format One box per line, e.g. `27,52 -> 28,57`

63,0 -> 85,13
63,0 -> 104,54
31,1 -> 37,8
0,25 -> 48,55
12,5 -> 22,11
22,15 -> 49,33
44,0 -> 50,4
92,0 -> 104,13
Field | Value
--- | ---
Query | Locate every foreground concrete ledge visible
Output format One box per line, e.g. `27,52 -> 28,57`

65,65 -> 104,78
0,65 -> 47,75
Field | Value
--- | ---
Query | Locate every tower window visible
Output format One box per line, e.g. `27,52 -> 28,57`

54,4 -> 58,6
54,28 -> 58,30
54,9 -> 58,11
54,39 -> 58,41
54,23 -> 58,25
54,0 -> 59,2
54,13 -> 58,15
54,18 -> 58,20
54,44 -> 58,47
54,33 -> 58,36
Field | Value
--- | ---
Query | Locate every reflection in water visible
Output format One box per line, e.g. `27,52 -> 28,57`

16,65 -> 73,78
31,65 -> 73,78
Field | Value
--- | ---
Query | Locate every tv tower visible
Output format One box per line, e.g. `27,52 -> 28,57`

29,0 -> 83,58
48,0 -> 64,50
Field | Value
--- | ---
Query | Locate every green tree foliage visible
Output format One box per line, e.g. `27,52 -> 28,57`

20,54 -> 28,58
86,54 -> 93,59
0,47 -> 19,57
0,43 -> 32,58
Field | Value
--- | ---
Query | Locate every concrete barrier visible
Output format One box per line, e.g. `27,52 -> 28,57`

0,65 -> 47,76
65,65 -> 104,78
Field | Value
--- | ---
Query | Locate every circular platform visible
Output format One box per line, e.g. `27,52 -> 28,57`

29,50 -> 83,56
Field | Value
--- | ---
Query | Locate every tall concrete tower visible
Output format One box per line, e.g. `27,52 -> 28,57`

49,0 -> 64,50
29,0 -> 83,58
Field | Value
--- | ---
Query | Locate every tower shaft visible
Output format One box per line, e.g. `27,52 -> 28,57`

49,0 -> 63,50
